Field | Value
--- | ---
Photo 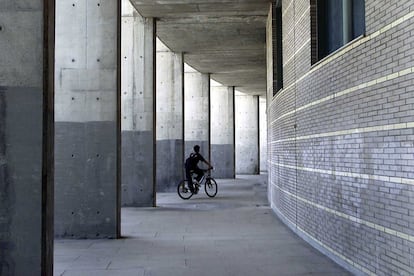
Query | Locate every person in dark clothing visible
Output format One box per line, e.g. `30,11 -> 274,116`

184,145 -> 213,194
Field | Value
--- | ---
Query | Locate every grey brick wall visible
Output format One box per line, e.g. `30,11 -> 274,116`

268,1 -> 414,275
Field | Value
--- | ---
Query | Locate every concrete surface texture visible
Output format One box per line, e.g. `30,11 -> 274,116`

184,65 -> 210,160
259,97 -> 268,172
121,0 -> 155,207
210,81 -> 235,178
129,0 -> 268,95
54,175 -> 351,276
0,2 -> 53,275
156,39 -> 185,192
235,93 -> 259,174
54,0 -> 119,238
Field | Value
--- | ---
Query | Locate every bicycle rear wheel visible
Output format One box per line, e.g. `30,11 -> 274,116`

204,178 -> 218,198
177,180 -> 193,200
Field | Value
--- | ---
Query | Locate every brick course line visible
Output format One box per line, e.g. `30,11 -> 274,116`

270,121 -> 414,146
270,178 -> 414,243
282,0 -> 294,17
282,7 -> 310,43
271,200 -> 375,276
271,161 -> 414,186
283,38 -> 311,67
271,67 -> 414,125
270,10 -> 414,104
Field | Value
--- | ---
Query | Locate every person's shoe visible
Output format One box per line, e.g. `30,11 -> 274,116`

189,184 -> 195,194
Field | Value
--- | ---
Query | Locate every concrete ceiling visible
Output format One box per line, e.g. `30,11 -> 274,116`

129,0 -> 270,95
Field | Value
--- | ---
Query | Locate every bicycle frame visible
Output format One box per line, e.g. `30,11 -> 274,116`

190,169 -> 211,185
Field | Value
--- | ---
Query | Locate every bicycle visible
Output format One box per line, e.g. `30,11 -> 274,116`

177,169 -> 218,200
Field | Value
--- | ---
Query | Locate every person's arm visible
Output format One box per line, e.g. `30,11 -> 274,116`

203,160 -> 213,169
199,154 -> 213,169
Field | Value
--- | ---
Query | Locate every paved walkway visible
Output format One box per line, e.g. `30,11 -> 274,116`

54,175 -> 351,276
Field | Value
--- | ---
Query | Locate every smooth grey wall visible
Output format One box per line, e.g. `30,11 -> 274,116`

211,83 -> 235,178
259,96 -> 268,172
54,0 -> 120,238
268,1 -> 414,275
156,39 -> 184,192
121,0 -> 155,206
0,1 -> 54,274
235,93 -> 259,174
184,65 -> 210,164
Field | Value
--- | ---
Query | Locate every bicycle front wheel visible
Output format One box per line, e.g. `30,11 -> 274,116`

204,178 -> 218,198
177,180 -> 193,200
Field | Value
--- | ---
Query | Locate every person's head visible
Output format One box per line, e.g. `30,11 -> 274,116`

194,145 -> 200,153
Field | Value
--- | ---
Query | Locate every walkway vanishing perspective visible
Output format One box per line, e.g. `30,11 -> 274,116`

54,175 -> 350,276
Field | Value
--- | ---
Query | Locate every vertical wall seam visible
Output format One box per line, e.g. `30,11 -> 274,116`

181,53 -> 185,178
256,96 -> 260,174
42,0 -> 55,274
116,0 -> 122,238
208,74 -> 211,162
232,86 -> 236,178
152,18 -> 157,207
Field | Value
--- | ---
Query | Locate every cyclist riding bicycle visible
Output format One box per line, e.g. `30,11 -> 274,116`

185,145 -> 213,194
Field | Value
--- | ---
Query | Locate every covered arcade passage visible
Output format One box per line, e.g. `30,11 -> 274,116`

2,0 -> 414,275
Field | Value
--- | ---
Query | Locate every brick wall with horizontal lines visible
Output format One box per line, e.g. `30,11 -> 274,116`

268,1 -> 414,274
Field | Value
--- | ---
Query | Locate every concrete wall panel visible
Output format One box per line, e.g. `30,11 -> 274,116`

55,0 -> 119,238
235,93 -> 259,174
156,40 -> 184,192
121,131 -> 153,206
156,140 -> 184,191
211,144 -> 234,178
185,67 -> 210,161
55,122 -> 117,238
121,1 -> 154,206
0,2 -> 53,274
0,88 -> 43,275
211,84 -> 235,178
259,97 -> 267,172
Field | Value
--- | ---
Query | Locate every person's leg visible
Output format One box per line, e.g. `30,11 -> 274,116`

194,168 -> 204,182
186,169 -> 195,193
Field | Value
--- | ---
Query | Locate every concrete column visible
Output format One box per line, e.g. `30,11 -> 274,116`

184,65 -> 210,161
54,0 -> 120,238
259,96 -> 268,173
0,1 -> 54,274
121,1 -> 155,206
210,82 -> 235,178
156,39 -> 184,192
235,92 -> 259,174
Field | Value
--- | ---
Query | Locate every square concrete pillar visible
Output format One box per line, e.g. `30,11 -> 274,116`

235,92 -> 259,174
184,65 -> 211,162
0,1 -> 54,274
121,1 -> 155,206
211,82 -> 235,178
156,40 -> 184,192
54,0 -> 120,238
